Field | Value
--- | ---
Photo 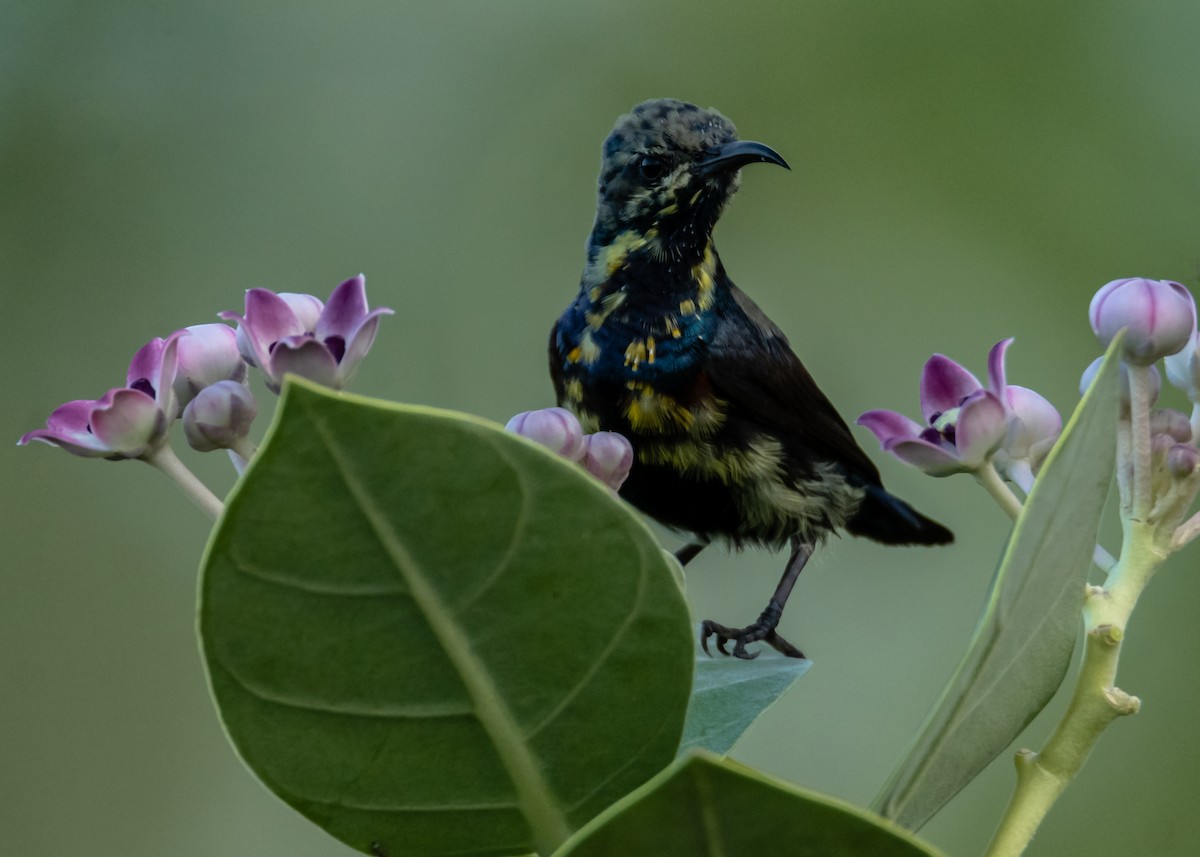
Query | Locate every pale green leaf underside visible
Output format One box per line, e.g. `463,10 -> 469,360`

555,751 -> 947,857
199,380 -> 694,856
680,643 -> 810,756
874,337 -> 1122,830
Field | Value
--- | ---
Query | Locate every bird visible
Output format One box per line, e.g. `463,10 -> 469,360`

549,98 -> 952,659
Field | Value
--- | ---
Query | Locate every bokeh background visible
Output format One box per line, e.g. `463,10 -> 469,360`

4,2 -> 1199,855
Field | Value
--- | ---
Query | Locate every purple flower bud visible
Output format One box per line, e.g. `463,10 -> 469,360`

505,408 -> 586,461
1168,443 -> 1200,479
1080,357 -> 1160,411
182,381 -> 258,453
1089,278 -> 1196,366
581,431 -> 634,491
173,323 -> 247,410
1149,409 -> 1193,444
221,275 -> 393,393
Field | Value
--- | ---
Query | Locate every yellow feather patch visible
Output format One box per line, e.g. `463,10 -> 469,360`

624,338 -> 648,371
586,289 -> 628,329
574,408 -> 601,434
692,242 -> 717,310
566,346 -> 582,363
563,378 -> 584,403
579,330 -> 601,364
601,230 -> 650,277
623,382 -> 694,432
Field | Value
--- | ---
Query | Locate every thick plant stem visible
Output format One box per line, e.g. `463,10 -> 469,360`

982,522 -> 1160,857
144,444 -> 225,520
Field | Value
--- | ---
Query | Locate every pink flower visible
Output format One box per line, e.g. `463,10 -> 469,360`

19,334 -> 182,459
858,339 -> 1056,477
221,275 -> 392,392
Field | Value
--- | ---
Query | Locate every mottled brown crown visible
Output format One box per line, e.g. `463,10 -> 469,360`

591,99 -> 743,247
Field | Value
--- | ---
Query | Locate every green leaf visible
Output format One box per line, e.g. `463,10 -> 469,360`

680,645 -> 810,756
874,336 -> 1123,830
554,751 -> 947,857
199,380 -> 694,857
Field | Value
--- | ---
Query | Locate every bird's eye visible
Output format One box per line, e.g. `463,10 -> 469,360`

637,155 -> 667,181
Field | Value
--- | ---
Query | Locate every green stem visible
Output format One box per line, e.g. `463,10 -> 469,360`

975,463 -> 1024,520
981,522 -> 1161,857
144,444 -> 225,521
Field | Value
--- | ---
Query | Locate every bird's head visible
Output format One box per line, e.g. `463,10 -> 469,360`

590,98 -> 788,261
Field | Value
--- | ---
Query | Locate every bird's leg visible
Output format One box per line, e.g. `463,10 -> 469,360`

701,537 -> 812,660
674,538 -> 710,567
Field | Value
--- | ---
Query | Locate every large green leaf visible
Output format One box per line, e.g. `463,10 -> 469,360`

680,646 -> 810,756
873,337 -> 1122,829
199,380 -> 694,857
554,751 -> 946,857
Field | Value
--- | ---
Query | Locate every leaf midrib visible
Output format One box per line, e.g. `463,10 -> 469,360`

310,409 -> 573,854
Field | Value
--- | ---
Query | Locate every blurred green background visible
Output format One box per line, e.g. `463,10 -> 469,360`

4,1 -> 1199,855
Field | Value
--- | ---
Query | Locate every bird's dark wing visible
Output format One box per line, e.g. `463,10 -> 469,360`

705,283 -> 883,486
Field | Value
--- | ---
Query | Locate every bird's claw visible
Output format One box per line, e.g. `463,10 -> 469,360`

700,618 -> 805,660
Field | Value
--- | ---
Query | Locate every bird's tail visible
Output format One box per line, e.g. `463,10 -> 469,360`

846,483 -> 953,546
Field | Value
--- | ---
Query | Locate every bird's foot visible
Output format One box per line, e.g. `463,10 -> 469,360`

699,600 -> 805,660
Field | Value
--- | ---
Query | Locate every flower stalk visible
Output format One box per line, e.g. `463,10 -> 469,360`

144,444 -> 225,521
974,463 -> 1024,521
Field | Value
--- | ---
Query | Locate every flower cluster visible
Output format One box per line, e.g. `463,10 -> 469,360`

859,276 -> 1200,551
19,276 -> 391,506
1091,277 -> 1200,538
505,407 -> 634,493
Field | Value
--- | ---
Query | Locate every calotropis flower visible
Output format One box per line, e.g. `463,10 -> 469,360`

19,333 -> 182,459
857,341 -> 1008,476
221,275 -> 393,393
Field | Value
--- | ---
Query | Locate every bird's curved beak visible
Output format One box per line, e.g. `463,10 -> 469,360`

697,140 -> 790,176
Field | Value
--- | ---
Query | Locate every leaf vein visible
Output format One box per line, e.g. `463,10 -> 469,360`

307,409 -> 573,853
